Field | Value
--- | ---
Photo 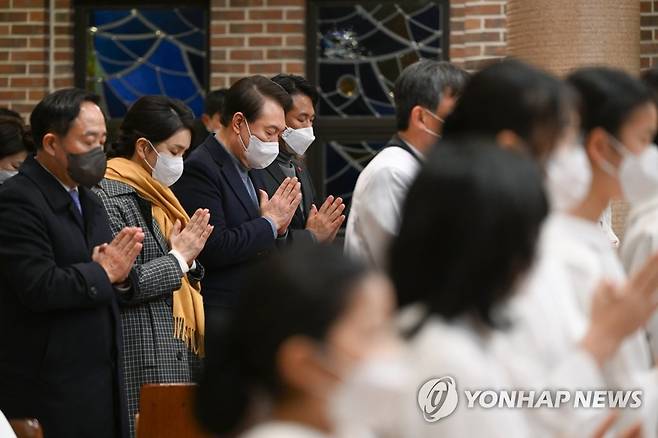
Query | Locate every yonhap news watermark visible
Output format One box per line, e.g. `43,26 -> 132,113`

417,376 -> 643,423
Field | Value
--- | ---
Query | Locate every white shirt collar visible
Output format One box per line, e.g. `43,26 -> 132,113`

548,213 -> 610,251
399,137 -> 425,161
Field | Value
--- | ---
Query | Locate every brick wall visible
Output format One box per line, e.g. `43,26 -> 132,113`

0,0 -> 74,119
449,0 -> 507,71
641,0 -> 658,69
1,0 -> 657,120
209,0 -> 305,89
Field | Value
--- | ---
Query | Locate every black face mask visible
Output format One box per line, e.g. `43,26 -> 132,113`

67,147 -> 107,187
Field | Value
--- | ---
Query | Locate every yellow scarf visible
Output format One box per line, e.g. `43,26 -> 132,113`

105,157 -> 204,356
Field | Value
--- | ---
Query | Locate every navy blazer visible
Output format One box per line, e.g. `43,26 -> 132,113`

172,135 -> 276,308
0,156 -> 129,438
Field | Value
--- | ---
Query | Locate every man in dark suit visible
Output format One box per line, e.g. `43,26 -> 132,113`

253,74 -> 345,245
173,76 -> 301,325
0,88 -> 144,438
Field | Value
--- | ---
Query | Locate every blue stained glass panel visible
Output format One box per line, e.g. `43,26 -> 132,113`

102,81 -> 128,118
106,77 -> 138,102
102,17 -> 152,35
93,37 -> 135,64
177,32 -> 205,50
88,7 -> 207,119
120,66 -> 161,95
140,10 -> 191,35
149,39 -> 187,72
161,71 -> 197,100
118,37 -> 158,59
93,11 -> 131,27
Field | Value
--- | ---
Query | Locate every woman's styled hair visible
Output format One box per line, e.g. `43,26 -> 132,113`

0,116 -> 34,159
107,95 -> 195,158
391,137 -> 548,331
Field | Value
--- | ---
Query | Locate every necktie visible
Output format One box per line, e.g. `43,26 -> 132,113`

69,189 -> 82,216
245,175 -> 259,207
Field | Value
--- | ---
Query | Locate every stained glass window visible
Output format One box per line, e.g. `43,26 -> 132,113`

84,7 -> 208,119
324,139 -> 388,204
307,1 -> 448,214
316,2 -> 446,118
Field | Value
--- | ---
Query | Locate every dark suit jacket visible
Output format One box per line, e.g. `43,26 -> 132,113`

172,135 -> 276,309
186,119 -> 211,160
0,156 -> 128,438
253,154 -> 319,246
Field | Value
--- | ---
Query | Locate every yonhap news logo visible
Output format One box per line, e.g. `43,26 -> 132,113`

417,376 -> 459,422
417,376 -> 643,423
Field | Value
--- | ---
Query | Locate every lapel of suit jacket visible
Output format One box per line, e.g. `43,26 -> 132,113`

294,159 -> 315,220
135,193 -> 169,255
20,156 -> 87,234
265,159 -> 307,225
206,138 -> 260,218
78,186 -> 108,245
264,159 -> 287,193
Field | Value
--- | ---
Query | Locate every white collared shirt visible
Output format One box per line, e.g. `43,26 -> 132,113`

344,140 -> 422,269
621,195 -> 658,357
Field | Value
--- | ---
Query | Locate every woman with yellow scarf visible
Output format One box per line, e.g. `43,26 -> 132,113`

93,96 -> 212,438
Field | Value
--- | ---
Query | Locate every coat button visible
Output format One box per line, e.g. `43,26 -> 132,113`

176,351 -> 184,361
89,286 -> 98,297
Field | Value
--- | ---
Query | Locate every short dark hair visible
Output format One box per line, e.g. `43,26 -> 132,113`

568,67 -> 654,139
108,95 -> 195,158
442,59 -> 573,160
196,245 -> 369,434
220,75 -> 293,127
204,89 -> 228,117
30,88 -> 101,150
270,73 -> 319,107
391,138 -> 547,331
0,116 -> 34,159
394,60 -> 469,131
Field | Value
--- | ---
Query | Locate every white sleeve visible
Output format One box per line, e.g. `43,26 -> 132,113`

0,410 -> 16,438
354,166 -> 415,269
168,249 -> 194,274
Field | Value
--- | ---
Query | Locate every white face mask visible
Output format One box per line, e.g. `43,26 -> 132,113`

604,136 -> 658,206
0,169 -> 18,183
143,139 -> 184,187
328,352 -> 411,438
619,144 -> 658,206
545,143 -> 592,212
281,126 -> 315,156
239,120 -> 279,169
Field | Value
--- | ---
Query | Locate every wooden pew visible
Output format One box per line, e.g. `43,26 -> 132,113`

136,383 -> 214,438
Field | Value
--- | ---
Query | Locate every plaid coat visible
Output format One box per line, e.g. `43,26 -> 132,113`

94,178 -> 203,438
